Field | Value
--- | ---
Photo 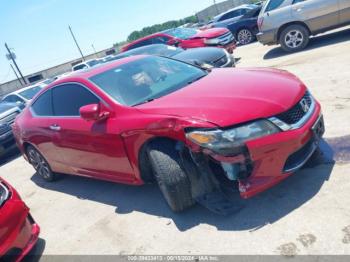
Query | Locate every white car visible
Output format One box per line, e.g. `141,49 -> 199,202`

72,59 -> 101,71
2,84 -> 46,109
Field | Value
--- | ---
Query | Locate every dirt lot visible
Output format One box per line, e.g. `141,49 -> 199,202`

2,26 -> 350,257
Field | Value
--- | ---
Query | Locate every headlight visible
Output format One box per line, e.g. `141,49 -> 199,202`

0,183 -> 10,207
204,38 -> 220,45
186,120 -> 280,155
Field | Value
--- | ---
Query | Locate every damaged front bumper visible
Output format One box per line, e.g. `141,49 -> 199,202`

185,101 -> 324,200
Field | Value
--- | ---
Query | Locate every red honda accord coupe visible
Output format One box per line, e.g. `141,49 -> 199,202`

0,178 -> 40,261
13,56 -> 324,213
121,27 -> 236,54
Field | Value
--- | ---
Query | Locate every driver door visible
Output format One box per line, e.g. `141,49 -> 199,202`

48,83 -> 135,183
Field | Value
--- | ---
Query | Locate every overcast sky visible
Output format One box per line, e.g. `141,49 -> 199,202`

0,0 -> 223,84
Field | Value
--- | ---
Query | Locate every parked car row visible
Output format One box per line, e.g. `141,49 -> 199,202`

193,0 -> 350,52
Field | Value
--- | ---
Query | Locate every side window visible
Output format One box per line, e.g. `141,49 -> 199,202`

265,0 -> 287,12
31,90 -> 53,116
52,84 -> 99,116
293,0 -> 304,4
152,37 -> 169,44
220,10 -> 240,21
129,39 -> 152,50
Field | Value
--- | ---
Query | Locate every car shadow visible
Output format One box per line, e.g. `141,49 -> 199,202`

263,27 -> 350,60
23,238 -> 46,262
30,138 -> 343,232
0,149 -> 21,167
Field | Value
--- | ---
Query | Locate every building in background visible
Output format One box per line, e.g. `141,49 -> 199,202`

196,0 -> 254,23
0,48 -> 115,97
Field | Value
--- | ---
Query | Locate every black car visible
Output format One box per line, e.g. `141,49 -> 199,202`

227,6 -> 262,45
0,102 -> 21,157
109,44 -> 235,68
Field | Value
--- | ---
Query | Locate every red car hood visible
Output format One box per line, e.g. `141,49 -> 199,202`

136,68 -> 306,127
191,28 -> 229,39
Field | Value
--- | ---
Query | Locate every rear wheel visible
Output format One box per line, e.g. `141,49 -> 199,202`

237,28 -> 254,45
147,140 -> 195,212
27,145 -> 57,182
280,24 -> 309,52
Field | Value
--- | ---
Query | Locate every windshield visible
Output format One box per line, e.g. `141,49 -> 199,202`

19,86 -> 44,100
73,64 -> 88,71
86,60 -> 101,67
89,56 -> 207,106
118,44 -> 183,58
163,28 -> 198,40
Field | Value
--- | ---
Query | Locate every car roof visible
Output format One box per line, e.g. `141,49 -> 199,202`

4,83 -> 44,97
214,4 -> 257,19
122,32 -> 172,50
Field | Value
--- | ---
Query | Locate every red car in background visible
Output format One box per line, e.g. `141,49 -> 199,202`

13,56 -> 324,213
121,27 -> 236,53
0,178 -> 40,261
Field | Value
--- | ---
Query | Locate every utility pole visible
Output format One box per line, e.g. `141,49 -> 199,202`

68,25 -> 85,61
5,43 -> 27,85
91,44 -> 98,58
213,0 -> 220,15
10,64 -> 24,87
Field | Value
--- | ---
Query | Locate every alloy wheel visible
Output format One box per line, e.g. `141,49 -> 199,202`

28,148 -> 52,180
237,29 -> 253,45
285,30 -> 304,49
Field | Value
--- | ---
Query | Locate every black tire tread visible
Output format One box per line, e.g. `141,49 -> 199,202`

147,140 -> 195,212
280,24 -> 309,52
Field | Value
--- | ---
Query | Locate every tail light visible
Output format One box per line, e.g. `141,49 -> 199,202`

257,17 -> 264,31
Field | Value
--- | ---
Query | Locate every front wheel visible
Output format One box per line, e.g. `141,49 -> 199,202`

27,145 -> 57,182
147,140 -> 195,212
279,24 -> 309,52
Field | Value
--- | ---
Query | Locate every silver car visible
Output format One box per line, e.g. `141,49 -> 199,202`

257,0 -> 350,52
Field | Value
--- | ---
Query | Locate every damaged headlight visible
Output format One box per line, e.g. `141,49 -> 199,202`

186,120 -> 280,155
0,183 -> 10,207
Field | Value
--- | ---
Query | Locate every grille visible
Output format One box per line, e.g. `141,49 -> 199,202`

214,55 -> 228,67
0,124 -> 11,136
276,92 -> 313,125
0,111 -> 19,126
217,32 -> 234,45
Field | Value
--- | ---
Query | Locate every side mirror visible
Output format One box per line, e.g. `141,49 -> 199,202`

79,104 -> 110,122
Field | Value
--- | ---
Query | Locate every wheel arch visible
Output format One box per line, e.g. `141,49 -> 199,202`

277,21 -> 311,42
138,136 -> 181,183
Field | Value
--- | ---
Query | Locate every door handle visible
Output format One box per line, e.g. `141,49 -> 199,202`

49,124 -> 61,131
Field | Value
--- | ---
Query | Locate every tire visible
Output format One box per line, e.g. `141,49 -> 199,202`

147,140 -> 195,212
236,28 -> 254,45
26,145 -> 57,182
279,24 -> 309,52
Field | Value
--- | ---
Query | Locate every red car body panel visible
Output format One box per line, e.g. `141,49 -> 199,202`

0,178 -> 40,261
121,28 -> 236,53
13,57 -> 322,201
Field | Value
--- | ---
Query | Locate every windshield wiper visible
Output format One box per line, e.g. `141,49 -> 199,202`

187,74 -> 207,85
132,98 -> 156,107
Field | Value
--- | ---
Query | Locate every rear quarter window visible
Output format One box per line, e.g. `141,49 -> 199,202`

265,0 -> 287,12
31,90 -> 53,116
